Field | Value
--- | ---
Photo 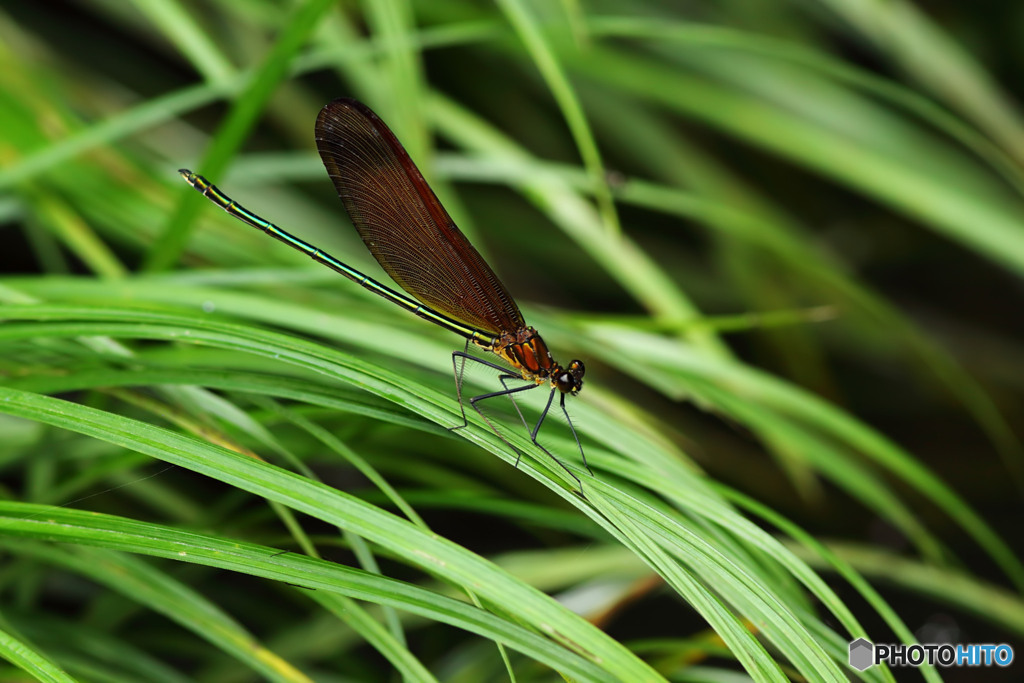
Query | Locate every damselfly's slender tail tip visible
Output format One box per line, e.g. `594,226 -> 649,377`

178,169 -> 194,181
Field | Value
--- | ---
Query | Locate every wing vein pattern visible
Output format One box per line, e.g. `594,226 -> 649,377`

315,98 -> 524,335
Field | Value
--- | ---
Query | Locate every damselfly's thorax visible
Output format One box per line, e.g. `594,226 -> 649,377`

485,326 -> 585,395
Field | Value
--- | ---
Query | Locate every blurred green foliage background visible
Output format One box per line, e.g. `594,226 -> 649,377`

1,1 -> 1023,681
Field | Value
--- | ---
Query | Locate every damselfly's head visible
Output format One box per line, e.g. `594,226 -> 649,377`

554,359 -> 585,396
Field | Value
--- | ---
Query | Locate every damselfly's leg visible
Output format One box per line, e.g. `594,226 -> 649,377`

499,374 -> 532,462
449,342 -> 473,432
495,382 -> 577,476
468,382 -> 583,496
558,392 -> 591,476
448,350 -> 585,496
449,347 -> 512,432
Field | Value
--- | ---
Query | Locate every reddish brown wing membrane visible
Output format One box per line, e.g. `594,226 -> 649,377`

315,98 -> 524,336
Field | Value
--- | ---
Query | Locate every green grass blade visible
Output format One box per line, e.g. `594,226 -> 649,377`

0,626 -> 76,683
0,393 -> 663,681
495,0 -> 622,238
146,0 -> 336,271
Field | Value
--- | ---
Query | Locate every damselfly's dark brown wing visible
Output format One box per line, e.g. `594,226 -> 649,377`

315,98 -> 525,335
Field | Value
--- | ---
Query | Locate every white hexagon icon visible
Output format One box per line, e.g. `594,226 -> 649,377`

849,638 -> 874,671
